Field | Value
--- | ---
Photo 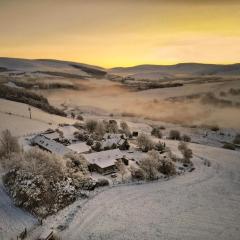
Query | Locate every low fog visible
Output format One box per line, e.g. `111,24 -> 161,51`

44,78 -> 240,129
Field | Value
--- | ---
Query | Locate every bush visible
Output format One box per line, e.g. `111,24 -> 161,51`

222,143 -> 236,150
178,142 -> 193,164
151,127 -> 162,138
154,141 -> 166,153
169,130 -> 181,140
233,134 -> 240,145
106,120 -> 119,133
86,119 -> 98,133
137,133 -> 154,152
130,166 -> 145,181
77,115 -> 84,121
158,157 -> 176,176
96,178 -> 109,187
92,141 -> 102,152
0,130 -> 20,161
182,134 -> 191,142
120,121 -> 131,136
139,150 -> 160,180
86,138 -> 94,146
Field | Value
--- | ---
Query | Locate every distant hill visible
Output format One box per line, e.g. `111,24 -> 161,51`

0,57 -> 106,79
109,63 -> 240,80
1,58 -> 240,81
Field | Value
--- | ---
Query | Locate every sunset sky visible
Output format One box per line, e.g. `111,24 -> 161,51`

1,0 -> 240,67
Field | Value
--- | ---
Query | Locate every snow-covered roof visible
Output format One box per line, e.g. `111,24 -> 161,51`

83,149 -> 123,169
67,142 -> 90,153
31,135 -> 72,156
43,132 -> 60,140
59,125 -> 78,140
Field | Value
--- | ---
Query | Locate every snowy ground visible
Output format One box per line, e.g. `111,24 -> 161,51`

0,176 -> 37,240
25,142 -> 240,240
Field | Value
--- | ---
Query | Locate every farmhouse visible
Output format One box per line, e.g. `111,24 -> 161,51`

31,135 -> 72,156
83,149 -> 125,175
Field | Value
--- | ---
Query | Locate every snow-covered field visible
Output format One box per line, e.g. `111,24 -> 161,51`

59,143 -> 240,240
24,142 -> 240,240
0,176 -> 37,240
0,99 -> 75,136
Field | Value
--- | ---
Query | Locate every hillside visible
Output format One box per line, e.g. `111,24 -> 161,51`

0,57 -> 106,79
110,63 -> 240,80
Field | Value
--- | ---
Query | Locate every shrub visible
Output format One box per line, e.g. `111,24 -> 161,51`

92,141 -> 102,152
151,127 -> 162,138
222,143 -> 236,150
182,134 -> 191,142
233,134 -> 240,145
137,133 -> 154,152
158,157 -> 176,176
86,119 -> 98,133
106,120 -> 119,133
139,150 -> 160,180
0,130 -> 20,160
96,178 -> 109,187
64,152 -> 89,174
178,142 -> 193,164
169,130 -> 181,140
154,141 -> 166,153
210,125 -> 220,132
130,166 -> 145,181
77,115 -> 84,121
86,138 -> 94,146
120,121 -> 131,136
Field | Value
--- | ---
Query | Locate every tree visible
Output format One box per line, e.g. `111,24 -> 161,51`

139,150 -> 160,180
151,127 -> 162,138
137,133 -> 154,152
92,141 -> 102,152
182,134 -> 191,142
116,160 -> 126,182
0,129 -> 20,159
86,119 -> 98,133
169,130 -> 181,140
107,120 -> 118,133
95,121 -> 106,139
178,142 -> 193,164
120,121 -> 131,137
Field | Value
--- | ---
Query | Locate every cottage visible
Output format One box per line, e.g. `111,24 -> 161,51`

83,149 -> 125,175
31,135 -> 72,156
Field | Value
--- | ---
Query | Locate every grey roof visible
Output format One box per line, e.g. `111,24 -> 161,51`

83,149 -> 123,169
31,135 -> 72,156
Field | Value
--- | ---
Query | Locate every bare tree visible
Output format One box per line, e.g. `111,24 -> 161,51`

0,129 -> 20,159
120,121 -> 131,136
178,142 -> 193,164
116,159 -> 126,182
86,119 -> 98,133
139,150 -> 159,180
137,133 -> 154,152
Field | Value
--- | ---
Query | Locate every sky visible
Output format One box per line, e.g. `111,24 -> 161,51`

0,0 -> 240,67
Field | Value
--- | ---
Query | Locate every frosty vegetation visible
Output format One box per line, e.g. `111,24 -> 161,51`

0,130 -> 94,218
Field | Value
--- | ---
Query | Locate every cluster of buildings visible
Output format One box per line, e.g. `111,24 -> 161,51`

31,125 -> 132,175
